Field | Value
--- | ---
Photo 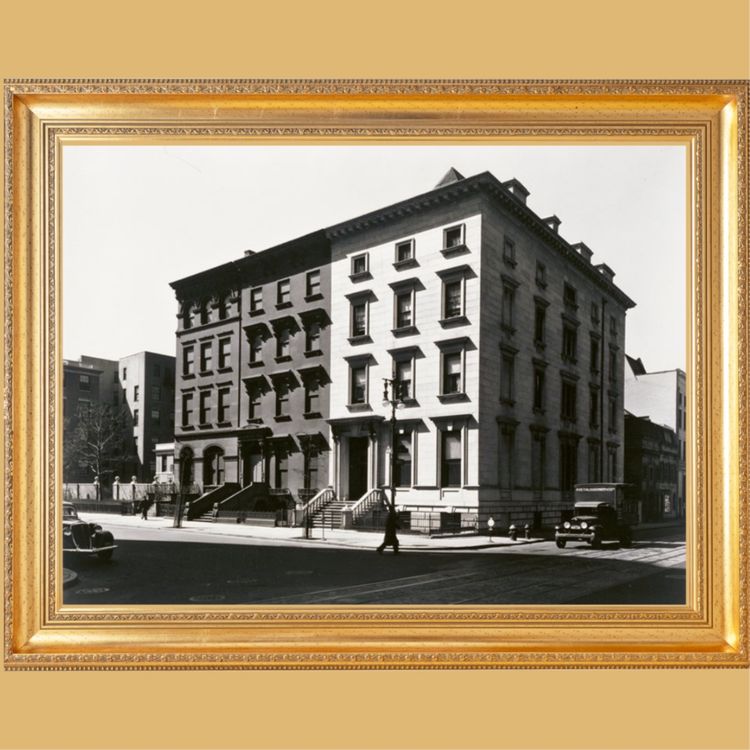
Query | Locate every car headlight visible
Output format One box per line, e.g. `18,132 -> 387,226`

581,521 -> 588,529
563,521 -> 571,529
63,527 -> 72,536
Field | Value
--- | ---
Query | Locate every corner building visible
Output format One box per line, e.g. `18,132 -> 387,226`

171,168 -> 634,530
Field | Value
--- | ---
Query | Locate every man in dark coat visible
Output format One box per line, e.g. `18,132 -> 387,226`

377,507 -> 400,554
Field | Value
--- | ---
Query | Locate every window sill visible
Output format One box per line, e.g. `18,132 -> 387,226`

346,403 -> 371,412
347,334 -> 372,345
391,325 -> 418,337
274,355 -> 292,363
499,398 -> 515,406
562,357 -> 578,365
500,324 -> 516,336
536,280 -> 548,290
560,416 -> 578,424
182,373 -> 196,380
349,271 -> 372,283
438,392 -> 468,403
533,407 -> 546,416
248,308 -> 265,317
216,421 -> 232,428
274,415 -> 292,423
533,340 -> 545,350
393,258 -> 418,270
216,366 -> 232,374
248,361 -> 265,369
198,369 -> 213,377
439,315 -> 469,328
440,244 -> 469,258
180,425 -> 195,431
503,257 -> 518,268
304,292 -> 324,302
303,411 -> 322,419
246,418 -> 263,425
198,422 -> 212,430
304,348 -> 323,358
275,301 -> 293,310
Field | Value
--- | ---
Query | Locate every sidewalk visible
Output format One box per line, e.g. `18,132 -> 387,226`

77,512 -> 547,552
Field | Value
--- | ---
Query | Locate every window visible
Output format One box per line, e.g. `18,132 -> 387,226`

275,382 -> 290,417
199,300 -> 210,325
250,333 -> 263,364
443,224 -> 465,250
395,239 -> 414,264
350,364 -> 367,405
608,348 -> 617,382
153,364 -> 161,377
306,270 -> 321,298
589,387 -> 600,428
217,386 -> 230,423
500,352 -> 514,403
533,368 -> 545,411
501,282 -> 515,331
609,315 -> 617,337
218,338 -> 231,369
608,396 -> 617,433
274,455 -> 288,489
394,358 -> 413,400
199,341 -> 212,372
442,351 -> 462,395
304,381 -> 320,414
133,385 -> 139,402
133,408 -> 139,426
250,286 -> 263,313
182,346 -> 195,376
248,387 -> 262,420
122,366 -> 127,380
563,283 -> 578,309
562,323 -> 577,361
277,279 -> 291,306
498,424 -> 515,490
561,380 -> 577,421
151,384 -> 161,401
443,280 -> 463,320
607,445 -> 617,482
199,390 -> 211,424
503,237 -> 516,265
305,321 -> 321,353
305,453 -> 319,493
395,432 -> 412,487
350,301 -> 368,338
395,291 -> 413,329
181,302 -> 192,329
79,374 -> 91,391
440,430 -> 462,487
216,295 -> 228,320
590,336 -> 600,373
276,327 -> 291,358
591,302 -> 600,325
588,442 -> 601,482
181,393 -> 193,427
351,253 -> 369,277
559,436 -> 578,492
535,261 -> 547,288
160,455 -> 168,472
534,303 -> 546,345
531,430 -> 546,495
151,408 -> 160,425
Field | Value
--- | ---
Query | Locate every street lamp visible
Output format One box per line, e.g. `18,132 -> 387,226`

382,378 -> 406,512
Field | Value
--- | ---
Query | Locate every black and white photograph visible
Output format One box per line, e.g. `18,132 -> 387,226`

61,144 -> 687,606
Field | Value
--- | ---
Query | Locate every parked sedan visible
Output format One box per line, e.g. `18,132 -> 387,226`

555,501 -> 633,549
62,502 -> 117,560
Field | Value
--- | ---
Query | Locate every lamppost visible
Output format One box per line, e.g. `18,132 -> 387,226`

382,378 -> 405,512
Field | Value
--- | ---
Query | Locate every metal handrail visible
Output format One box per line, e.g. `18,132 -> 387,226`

350,488 -> 386,523
300,486 -> 335,525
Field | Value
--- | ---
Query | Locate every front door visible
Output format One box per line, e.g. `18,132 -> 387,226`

241,445 -> 264,486
348,436 -> 369,500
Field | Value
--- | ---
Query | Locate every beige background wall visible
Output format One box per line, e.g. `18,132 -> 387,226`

1,1 -> 748,748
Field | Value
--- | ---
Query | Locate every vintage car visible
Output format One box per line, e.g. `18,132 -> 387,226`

62,502 -> 117,560
554,501 -> 633,549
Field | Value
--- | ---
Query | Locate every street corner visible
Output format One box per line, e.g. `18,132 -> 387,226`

62,568 -> 78,588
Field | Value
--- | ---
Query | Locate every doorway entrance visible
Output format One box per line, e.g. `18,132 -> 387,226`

241,444 -> 264,486
348,436 -> 369,500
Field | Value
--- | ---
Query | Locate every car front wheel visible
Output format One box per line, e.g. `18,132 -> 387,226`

555,539 -> 566,549
590,535 -> 602,549
97,548 -> 114,561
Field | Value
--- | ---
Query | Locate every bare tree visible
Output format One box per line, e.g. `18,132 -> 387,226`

64,403 -> 134,482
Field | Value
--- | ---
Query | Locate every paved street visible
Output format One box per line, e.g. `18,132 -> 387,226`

63,515 -> 685,606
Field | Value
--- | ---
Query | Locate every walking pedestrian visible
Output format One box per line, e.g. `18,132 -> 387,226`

141,493 -> 152,520
377,507 -> 400,554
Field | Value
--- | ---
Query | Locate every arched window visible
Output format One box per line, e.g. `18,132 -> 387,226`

203,446 -> 225,486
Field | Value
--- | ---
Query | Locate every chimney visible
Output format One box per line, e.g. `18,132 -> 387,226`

502,178 -> 530,204
244,249 -> 256,257
596,263 -> 615,283
542,215 -> 561,233
572,242 -> 593,262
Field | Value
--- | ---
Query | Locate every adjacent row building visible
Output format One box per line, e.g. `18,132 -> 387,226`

170,168 -> 636,530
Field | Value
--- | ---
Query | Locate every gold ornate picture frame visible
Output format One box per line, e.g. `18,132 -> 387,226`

2,79 -> 747,669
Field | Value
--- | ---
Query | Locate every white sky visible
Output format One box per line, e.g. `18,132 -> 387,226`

62,145 -> 686,372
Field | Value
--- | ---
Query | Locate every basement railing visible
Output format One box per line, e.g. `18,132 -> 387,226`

350,488 -> 386,524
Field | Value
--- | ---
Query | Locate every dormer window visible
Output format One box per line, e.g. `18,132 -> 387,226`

441,224 -> 467,256
395,239 -> 414,264
350,253 -> 370,280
